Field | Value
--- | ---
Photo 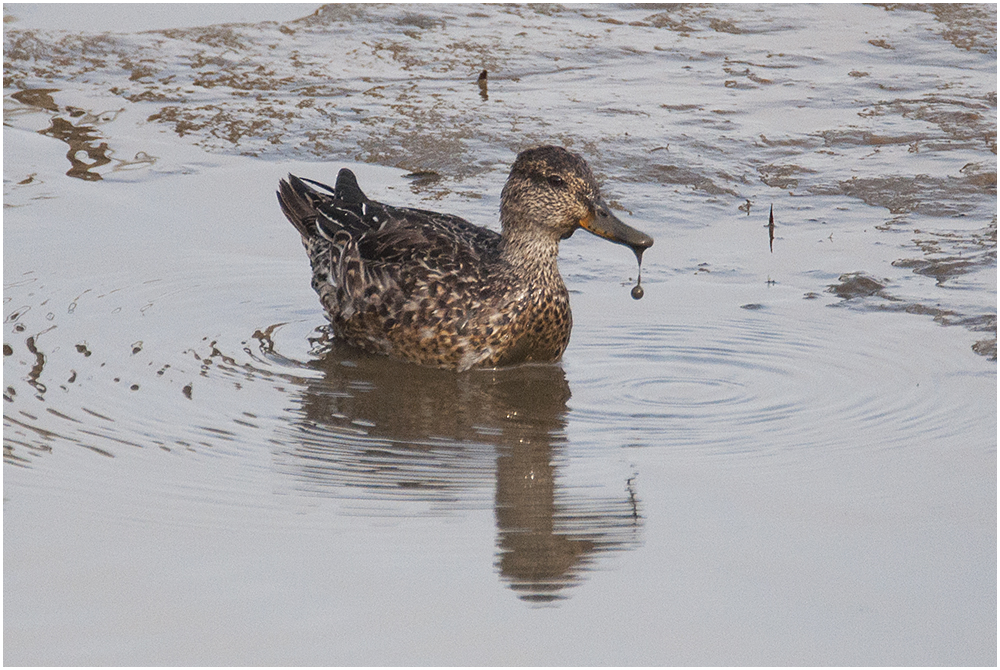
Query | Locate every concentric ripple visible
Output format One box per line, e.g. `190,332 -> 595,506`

564,307 -> 992,457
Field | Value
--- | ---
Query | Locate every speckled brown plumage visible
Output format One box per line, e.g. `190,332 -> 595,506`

277,145 -> 653,371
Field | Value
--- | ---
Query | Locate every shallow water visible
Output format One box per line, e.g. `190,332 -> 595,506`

3,3 -> 996,665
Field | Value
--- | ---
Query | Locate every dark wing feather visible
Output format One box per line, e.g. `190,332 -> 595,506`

277,176 -> 321,239
278,169 -> 501,269
358,206 -> 501,268
277,170 -> 375,240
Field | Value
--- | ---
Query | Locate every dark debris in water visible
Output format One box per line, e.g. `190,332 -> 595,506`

758,163 -> 817,190
894,255 -> 987,284
972,339 -> 997,361
815,172 -> 994,217
827,272 -> 893,300
884,3 -> 999,56
403,170 -> 442,188
649,164 -> 741,197
767,204 -> 775,252
9,87 -> 123,181
39,117 -> 112,182
477,69 -> 488,101
892,220 -> 997,285
828,272 -> 997,359
11,88 -> 59,112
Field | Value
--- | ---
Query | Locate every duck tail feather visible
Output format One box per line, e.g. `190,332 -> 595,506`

293,170 -> 366,204
333,168 -> 366,203
277,176 -> 317,238
278,170 -> 371,240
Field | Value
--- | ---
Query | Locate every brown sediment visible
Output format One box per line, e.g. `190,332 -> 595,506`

40,117 -> 112,181
24,336 -> 47,396
827,272 -> 893,300
828,268 -> 997,359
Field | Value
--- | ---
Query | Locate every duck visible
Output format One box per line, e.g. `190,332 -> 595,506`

277,145 -> 653,371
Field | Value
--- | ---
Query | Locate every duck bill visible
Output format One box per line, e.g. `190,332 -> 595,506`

579,199 -> 654,254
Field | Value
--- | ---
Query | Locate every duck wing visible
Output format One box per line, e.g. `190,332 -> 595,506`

278,170 -> 500,269
277,169 -> 377,241
278,169 -> 508,358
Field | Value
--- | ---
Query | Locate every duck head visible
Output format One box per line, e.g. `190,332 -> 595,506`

500,146 -> 654,261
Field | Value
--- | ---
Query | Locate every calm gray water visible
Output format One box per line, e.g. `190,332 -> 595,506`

4,3 -> 996,665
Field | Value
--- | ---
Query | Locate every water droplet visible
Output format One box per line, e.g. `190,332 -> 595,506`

630,249 -> 645,300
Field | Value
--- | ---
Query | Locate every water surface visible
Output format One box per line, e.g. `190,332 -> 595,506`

4,3 -> 996,665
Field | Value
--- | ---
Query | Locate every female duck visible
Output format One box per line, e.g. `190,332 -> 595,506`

277,145 -> 652,371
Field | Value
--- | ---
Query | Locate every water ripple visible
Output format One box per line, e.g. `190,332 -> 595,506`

564,310 -> 988,456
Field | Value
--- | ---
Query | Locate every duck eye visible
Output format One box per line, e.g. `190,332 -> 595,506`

546,174 -> 566,188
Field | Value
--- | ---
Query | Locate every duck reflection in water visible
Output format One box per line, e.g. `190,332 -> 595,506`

272,333 -> 643,603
